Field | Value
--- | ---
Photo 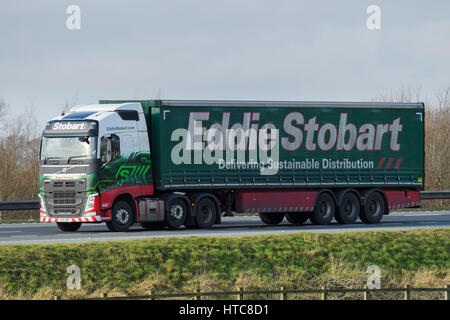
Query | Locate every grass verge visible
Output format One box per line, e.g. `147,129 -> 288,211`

0,229 -> 449,299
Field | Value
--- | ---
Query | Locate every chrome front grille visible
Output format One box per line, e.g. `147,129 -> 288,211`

43,179 -> 86,217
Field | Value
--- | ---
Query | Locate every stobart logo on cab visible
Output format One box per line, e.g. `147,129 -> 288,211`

52,122 -> 86,130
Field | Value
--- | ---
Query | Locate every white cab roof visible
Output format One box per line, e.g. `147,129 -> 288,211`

69,103 -> 142,113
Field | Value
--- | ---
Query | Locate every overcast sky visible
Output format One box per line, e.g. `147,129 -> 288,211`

0,0 -> 449,125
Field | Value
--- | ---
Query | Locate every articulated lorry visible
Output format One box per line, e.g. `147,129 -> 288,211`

38,100 -> 424,232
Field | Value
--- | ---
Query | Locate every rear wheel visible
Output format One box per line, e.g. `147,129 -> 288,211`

56,222 -> 81,232
360,191 -> 385,224
259,212 -> 285,225
335,192 -> 360,224
285,212 -> 309,225
195,198 -> 217,229
106,200 -> 134,232
309,192 -> 335,225
165,197 -> 187,229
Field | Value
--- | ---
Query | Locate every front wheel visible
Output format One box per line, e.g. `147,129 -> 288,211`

106,201 -> 134,232
57,222 -> 81,232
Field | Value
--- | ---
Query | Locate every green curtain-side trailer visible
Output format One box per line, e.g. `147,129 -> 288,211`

146,100 -> 424,191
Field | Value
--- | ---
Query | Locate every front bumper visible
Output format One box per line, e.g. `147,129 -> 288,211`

40,207 -> 112,223
40,215 -> 103,223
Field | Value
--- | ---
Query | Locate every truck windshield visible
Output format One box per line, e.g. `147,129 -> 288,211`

40,136 -> 98,161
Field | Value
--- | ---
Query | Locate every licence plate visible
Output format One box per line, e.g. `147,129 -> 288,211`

58,218 -> 72,222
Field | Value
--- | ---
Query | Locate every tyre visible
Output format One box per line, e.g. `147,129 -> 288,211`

165,197 -> 187,229
56,222 -> 81,232
106,200 -> 134,232
285,212 -> 309,225
259,212 -> 285,225
195,197 -> 217,229
309,192 -> 335,225
140,222 -> 165,230
360,191 -> 385,224
335,192 -> 360,224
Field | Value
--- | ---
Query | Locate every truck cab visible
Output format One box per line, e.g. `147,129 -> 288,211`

38,103 -> 155,231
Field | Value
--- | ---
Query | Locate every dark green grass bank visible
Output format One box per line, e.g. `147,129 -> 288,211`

0,229 -> 449,298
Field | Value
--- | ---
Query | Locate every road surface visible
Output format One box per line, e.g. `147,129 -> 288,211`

0,210 -> 449,245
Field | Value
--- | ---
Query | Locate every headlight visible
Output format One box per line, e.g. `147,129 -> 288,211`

85,193 -> 99,213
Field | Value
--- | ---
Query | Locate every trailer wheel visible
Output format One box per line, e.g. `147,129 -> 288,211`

165,197 -> 187,229
259,212 -> 285,225
106,200 -> 134,232
56,222 -> 81,232
285,212 -> 309,225
360,191 -> 384,224
309,193 -> 335,225
335,192 -> 360,224
195,198 -> 217,229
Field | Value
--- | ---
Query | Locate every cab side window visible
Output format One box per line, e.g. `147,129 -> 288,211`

100,134 -> 120,164
100,137 -> 108,163
111,135 -> 120,160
